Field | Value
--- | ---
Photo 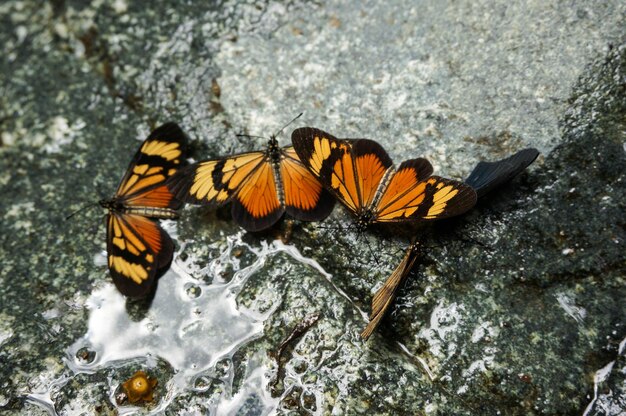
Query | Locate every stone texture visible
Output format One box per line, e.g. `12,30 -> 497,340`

0,0 -> 625,415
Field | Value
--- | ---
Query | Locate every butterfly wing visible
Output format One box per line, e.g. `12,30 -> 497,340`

166,151 -> 285,231
291,127 -> 393,215
116,122 -> 188,209
167,152 -> 266,207
280,146 -> 336,222
361,242 -> 420,340
106,212 -> 174,298
375,159 -> 477,222
465,148 -> 539,198
229,156 -> 285,232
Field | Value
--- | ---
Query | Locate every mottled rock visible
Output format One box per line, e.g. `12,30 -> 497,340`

0,0 -> 624,415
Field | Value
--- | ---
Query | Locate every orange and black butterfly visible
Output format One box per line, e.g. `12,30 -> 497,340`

166,129 -> 336,232
291,127 -> 477,230
99,123 -> 187,297
360,149 -> 540,340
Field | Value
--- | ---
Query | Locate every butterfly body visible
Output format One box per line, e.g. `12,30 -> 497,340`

266,136 -> 287,206
168,133 -> 336,232
292,127 -> 477,228
100,123 -> 187,298
99,199 -> 179,220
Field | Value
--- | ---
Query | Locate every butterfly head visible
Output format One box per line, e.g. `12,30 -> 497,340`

268,112 -> 303,156
267,135 -> 282,162
355,209 -> 375,232
99,198 -> 123,212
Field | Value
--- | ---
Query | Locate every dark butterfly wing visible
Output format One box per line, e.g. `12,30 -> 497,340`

116,122 -> 188,209
106,212 -> 174,298
465,148 -> 540,198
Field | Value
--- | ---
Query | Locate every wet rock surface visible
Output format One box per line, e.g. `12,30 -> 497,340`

0,0 -> 625,414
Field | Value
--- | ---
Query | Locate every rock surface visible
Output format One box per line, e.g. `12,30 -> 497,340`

0,0 -> 625,414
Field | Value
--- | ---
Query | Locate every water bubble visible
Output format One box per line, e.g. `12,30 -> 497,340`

185,283 -> 201,298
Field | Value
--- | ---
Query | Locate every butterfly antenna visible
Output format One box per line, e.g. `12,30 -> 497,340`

351,228 -> 380,266
355,227 -> 381,268
235,133 -> 266,141
273,112 -> 303,138
65,202 -> 100,220
236,112 -> 304,145
314,222 -> 339,245
96,183 -> 109,200
367,238 -> 382,268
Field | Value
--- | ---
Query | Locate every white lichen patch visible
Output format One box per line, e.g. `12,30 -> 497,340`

43,116 -> 86,154
471,321 -> 499,343
461,346 -> 497,378
0,113 -> 86,153
5,201 -> 34,218
417,301 -> 466,361
555,292 -> 587,324
111,0 -> 128,14
4,202 -> 35,233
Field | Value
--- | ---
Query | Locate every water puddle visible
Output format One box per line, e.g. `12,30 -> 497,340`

26,231 -> 346,414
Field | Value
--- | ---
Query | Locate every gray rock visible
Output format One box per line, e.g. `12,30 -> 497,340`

0,0 -> 624,414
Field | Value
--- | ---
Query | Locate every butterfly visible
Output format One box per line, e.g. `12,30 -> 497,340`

361,241 -> 420,340
166,130 -> 336,232
99,123 -> 187,297
361,148 -> 540,339
291,127 -> 478,230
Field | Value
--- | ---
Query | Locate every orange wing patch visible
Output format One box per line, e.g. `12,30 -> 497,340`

124,184 -> 178,208
292,129 -> 394,218
330,151 -> 360,213
221,153 -> 267,191
188,161 -> 229,202
281,146 -> 336,222
377,175 -> 476,222
355,152 -> 388,208
173,153 -> 266,205
281,156 -> 323,211
118,168 -> 167,196
308,134 -> 338,175
376,171 -> 429,221
121,214 -> 164,254
235,160 -> 280,219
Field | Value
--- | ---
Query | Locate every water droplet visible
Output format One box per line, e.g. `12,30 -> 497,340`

75,347 -> 96,364
185,283 -> 201,298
